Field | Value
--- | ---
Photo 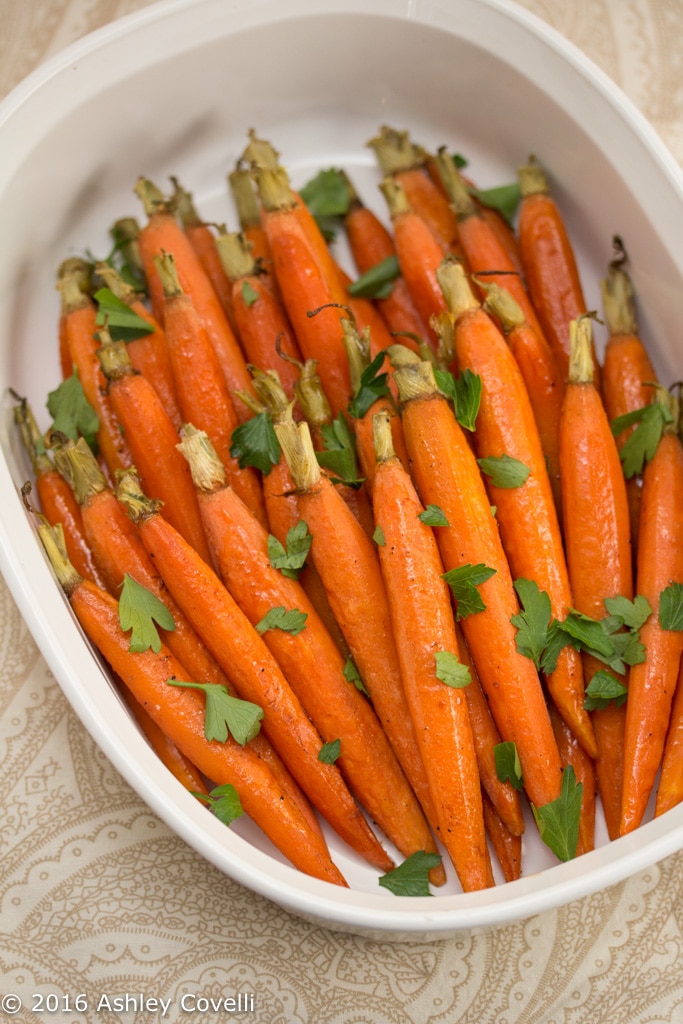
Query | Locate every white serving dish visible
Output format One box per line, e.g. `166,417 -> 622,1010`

1,0 -> 682,940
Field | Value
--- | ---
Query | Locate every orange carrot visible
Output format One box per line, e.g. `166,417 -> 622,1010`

437,260 -> 596,758
95,328 -> 213,565
36,519 -> 345,886
124,687 -> 210,797
600,239 -> 659,550
655,653 -> 683,817
134,177 -> 254,422
228,163 -> 274,268
178,424 -> 440,877
115,473 -> 393,871
94,261 -> 183,431
559,316 -> 633,840
392,355 -> 563,809
57,256 -> 92,380
371,408 -> 493,892
621,390 -> 683,834
482,791 -> 522,883
154,251 -> 267,527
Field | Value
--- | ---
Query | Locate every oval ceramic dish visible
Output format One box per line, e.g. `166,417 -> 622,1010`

1,0 -> 682,940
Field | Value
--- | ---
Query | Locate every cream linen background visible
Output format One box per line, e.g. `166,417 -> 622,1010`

2,1 -> 683,1022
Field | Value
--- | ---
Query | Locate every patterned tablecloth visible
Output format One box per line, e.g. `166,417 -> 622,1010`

2,2 -> 683,1022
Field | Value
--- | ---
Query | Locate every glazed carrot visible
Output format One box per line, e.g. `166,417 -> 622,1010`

124,687 -> 210,797
342,172 -> 429,341
620,390 -> 683,834
549,701 -> 596,856
600,240 -> 659,550
178,425 -> 440,877
57,256 -> 92,380
14,399 -> 106,589
392,356 -> 562,809
134,177 -> 254,422
368,126 -> 462,256
517,157 -> 600,383
214,229 -> 302,399
371,409 -> 493,892
95,328 -> 213,565
154,251 -> 267,527
56,270 -> 133,478
559,316 -> 633,840
378,175 -> 447,350
482,791 -> 522,883
248,164 -> 353,416
35,520 -> 345,886
655,654 -> 683,817
94,261 -> 183,431
434,149 -> 545,339
480,280 -> 565,519
274,414 -> 445,853
228,164 -> 273,267
115,473 -> 393,871
437,261 -> 596,758
170,176 -> 237,332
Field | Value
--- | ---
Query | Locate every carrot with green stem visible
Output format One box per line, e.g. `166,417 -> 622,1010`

559,315 -> 633,840
178,423 -> 441,879
115,470 -> 393,871
390,352 -> 563,810
34,515 -> 345,885
134,176 -> 254,421
437,259 -> 596,759
93,261 -> 183,430
600,238 -> 658,550
154,250 -> 267,527
228,163 -> 273,268
57,257 -> 92,380
371,408 -> 493,892
214,229 -> 302,399
95,326 -> 213,565
620,386 -> 683,834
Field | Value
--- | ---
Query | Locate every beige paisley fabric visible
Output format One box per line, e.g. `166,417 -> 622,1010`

2,1 -> 683,1022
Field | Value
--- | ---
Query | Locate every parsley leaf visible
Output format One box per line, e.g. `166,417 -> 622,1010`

299,168 -> 349,218
583,670 -> 629,711
267,521 -> 312,580
318,738 -> 341,764
315,412 -> 363,486
604,594 -> 652,631
418,504 -> 450,527
442,563 -> 497,620
494,741 -> 524,790
477,453 -> 531,489
347,351 -> 391,420
532,766 -> 583,862
434,650 -> 471,688
195,783 -> 244,826
230,412 -> 280,475
94,287 -> 155,342
378,850 -> 442,897
511,578 -> 552,670
344,657 -> 368,696
373,524 -> 385,547
118,573 -> 175,653
255,606 -> 308,636
659,582 -> 683,631
241,280 -> 259,307
469,182 -> 521,226
347,255 -> 400,299
611,401 -> 673,478
434,367 -> 481,431
167,681 -> 263,744
46,371 -> 99,449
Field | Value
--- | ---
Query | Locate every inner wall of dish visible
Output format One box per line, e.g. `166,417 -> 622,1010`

0,7 -> 680,897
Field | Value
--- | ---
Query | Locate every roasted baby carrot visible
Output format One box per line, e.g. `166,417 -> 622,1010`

655,654 -> 683,817
134,177 -> 254,421
371,408 -> 493,892
57,256 -> 92,380
154,251 -> 267,527
392,355 -> 563,810
178,424 -> 440,877
115,473 -> 393,871
124,687 -> 210,797
621,390 -> 683,834
559,316 -> 633,840
95,328 -> 213,565
36,518 -> 345,886
482,791 -> 522,883
437,260 -> 596,758
228,163 -> 273,267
